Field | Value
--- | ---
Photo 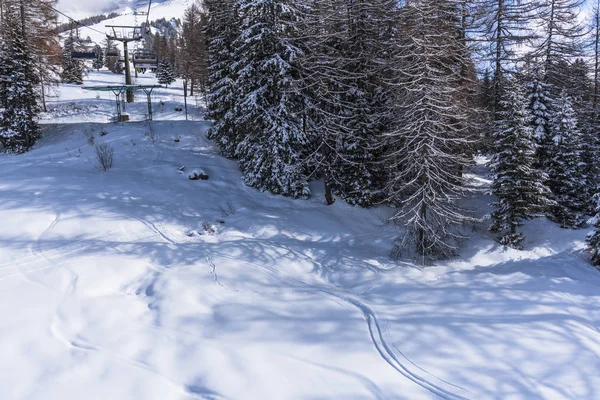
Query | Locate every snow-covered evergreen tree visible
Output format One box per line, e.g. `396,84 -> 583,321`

157,59 -> 177,87
113,58 -> 124,75
231,0 -> 310,197
385,0 -> 476,262
61,31 -> 83,84
581,125 -> 600,213
0,19 -> 40,153
205,0 -> 241,158
92,44 -> 104,71
586,193 -> 600,266
547,91 -> 587,228
489,79 -> 553,249
525,71 -> 554,169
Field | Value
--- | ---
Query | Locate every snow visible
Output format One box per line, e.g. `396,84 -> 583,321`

59,0 -> 194,49
1,69 -> 600,399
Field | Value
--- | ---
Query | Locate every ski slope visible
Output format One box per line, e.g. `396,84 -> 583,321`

58,0 -> 194,23
0,70 -> 599,399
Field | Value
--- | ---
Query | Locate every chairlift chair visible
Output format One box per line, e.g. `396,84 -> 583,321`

133,49 -> 158,72
72,46 -> 97,60
106,47 -> 120,57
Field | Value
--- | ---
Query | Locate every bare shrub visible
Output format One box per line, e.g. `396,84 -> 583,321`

86,133 -> 95,146
219,201 -> 236,218
94,143 -> 114,171
145,124 -> 156,144
201,221 -> 216,235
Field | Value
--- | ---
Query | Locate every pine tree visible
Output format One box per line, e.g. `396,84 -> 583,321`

157,59 -> 177,87
580,124 -> 600,213
547,91 -> 587,228
231,0 -> 310,198
0,17 -> 40,153
0,0 -> 61,113
205,0 -> 241,158
385,0 -> 476,262
489,79 -> 553,249
92,44 -> 103,71
60,31 -> 83,84
586,193 -> 600,266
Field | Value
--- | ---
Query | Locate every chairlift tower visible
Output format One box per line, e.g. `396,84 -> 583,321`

105,25 -> 143,103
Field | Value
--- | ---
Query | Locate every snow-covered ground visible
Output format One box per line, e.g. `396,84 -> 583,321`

1,70 -> 600,399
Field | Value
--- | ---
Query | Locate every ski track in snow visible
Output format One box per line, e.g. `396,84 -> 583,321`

132,215 -> 178,247
209,251 -> 471,399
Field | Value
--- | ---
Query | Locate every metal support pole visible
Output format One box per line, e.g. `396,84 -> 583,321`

183,80 -> 188,121
146,89 -> 153,121
114,92 -> 121,121
124,42 -> 134,103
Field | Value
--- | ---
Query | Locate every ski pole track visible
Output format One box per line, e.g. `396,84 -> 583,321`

0,230 -> 122,271
212,251 -> 470,399
132,216 -> 178,246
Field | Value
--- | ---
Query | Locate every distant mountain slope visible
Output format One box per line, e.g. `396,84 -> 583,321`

58,0 -> 193,24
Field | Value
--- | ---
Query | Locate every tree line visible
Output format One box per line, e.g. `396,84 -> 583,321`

4,0 -> 600,264
202,0 -> 600,263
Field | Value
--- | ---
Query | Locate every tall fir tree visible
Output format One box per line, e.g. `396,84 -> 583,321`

300,0 -> 398,206
181,1 -> 208,96
157,59 -> 177,87
547,91 -> 587,228
524,70 -> 554,170
92,44 -> 103,71
231,0 -> 310,197
586,193 -> 600,266
0,12 -> 40,153
205,0 -> 241,158
385,0 -> 476,262
489,79 -> 553,249
61,31 -> 84,84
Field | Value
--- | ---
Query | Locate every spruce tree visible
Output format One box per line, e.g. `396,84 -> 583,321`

113,59 -> 124,75
524,70 -> 553,170
489,79 -> 553,249
92,44 -> 103,71
586,194 -> 600,266
205,0 -> 241,158
0,21 -> 40,153
157,59 -> 177,87
547,91 -> 587,228
231,0 -> 310,198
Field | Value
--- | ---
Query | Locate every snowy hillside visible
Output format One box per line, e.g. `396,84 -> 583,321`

0,70 -> 599,399
58,0 -> 194,22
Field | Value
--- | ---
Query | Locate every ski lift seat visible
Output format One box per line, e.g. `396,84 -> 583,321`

72,48 -> 97,60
